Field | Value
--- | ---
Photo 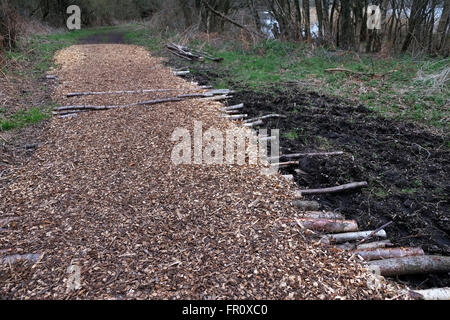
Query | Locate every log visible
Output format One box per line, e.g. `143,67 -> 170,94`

173,70 -> 190,76
221,103 -> 244,111
300,211 -> 345,220
260,136 -> 277,142
368,256 -> 450,276
0,253 -> 42,265
54,97 -> 184,113
410,287 -> 450,300
281,151 -> 344,159
296,218 -> 358,233
271,161 -> 299,168
201,95 -> 231,101
353,247 -> 425,261
357,240 -> 393,250
200,85 -> 214,89
282,175 -> 294,181
292,200 -> 321,211
45,75 -> 57,80
295,181 -> 368,197
66,88 -> 180,98
244,114 -> 287,123
205,89 -> 233,96
321,229 -> 387,244
59,114 -> 79,119
222,114 -> 247,120
222,109 -> 240,114
243,120 -> 263,128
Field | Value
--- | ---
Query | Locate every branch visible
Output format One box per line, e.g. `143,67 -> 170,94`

200,0 -> 262,38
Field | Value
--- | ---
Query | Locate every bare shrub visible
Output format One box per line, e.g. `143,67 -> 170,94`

0,0 -> 21,50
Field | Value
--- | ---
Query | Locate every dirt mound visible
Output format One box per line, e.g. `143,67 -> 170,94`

225,87 -> 449,289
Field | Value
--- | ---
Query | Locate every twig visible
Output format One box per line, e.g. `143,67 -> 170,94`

296,181 -> 368,196
356,221 -> 393,246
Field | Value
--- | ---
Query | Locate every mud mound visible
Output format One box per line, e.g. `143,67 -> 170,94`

225,87 -> 449,288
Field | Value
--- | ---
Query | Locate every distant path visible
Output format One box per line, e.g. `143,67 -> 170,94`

78,30 -> 128,44
0,43 -> 404,299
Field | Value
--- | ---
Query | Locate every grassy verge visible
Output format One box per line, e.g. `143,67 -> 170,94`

0,107 -> 52,131
123,25 -> 449,130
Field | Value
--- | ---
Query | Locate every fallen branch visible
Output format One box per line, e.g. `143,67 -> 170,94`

244,114 -> 286,123
221,103 -> 244,112
67,88 -> 181,98
282,151 -> 344,159
296,181 -> 368,197
200,0 -> 262,38
325,68 -> 374,76
243,120 -> 264,128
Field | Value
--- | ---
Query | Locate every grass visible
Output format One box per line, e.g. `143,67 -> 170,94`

119,25 -> 449,130
0,107 -> 51,131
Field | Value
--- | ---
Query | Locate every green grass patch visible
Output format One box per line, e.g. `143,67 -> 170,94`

0,107 -> 51,131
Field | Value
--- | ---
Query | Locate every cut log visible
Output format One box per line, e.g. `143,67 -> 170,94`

282,175 -> 294,181
271,161 -> 299,168
357,240 -> 393,250
222,114 -> 247,120
222,109 -> 240,114
368,256 -> 450,276
201,95 -> 231,101
45,75 -> 57,80
295,181 -> 368,197
353,247 -> 425,261
321,229 -> 387,244
244,114 -> 286,123
221,103 -> 244,111
281,151 -> 344,159
200,85 -> 214,89
0,253 -> 42,265
300,211 -> 345,220
410,287 -> 450,300
243,120 -> 263,128
296,218 -> 358,233
260,136 -> 277,142
173,70 -> 190,76
292,200 -> 321,211
205,89 -> 233,96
